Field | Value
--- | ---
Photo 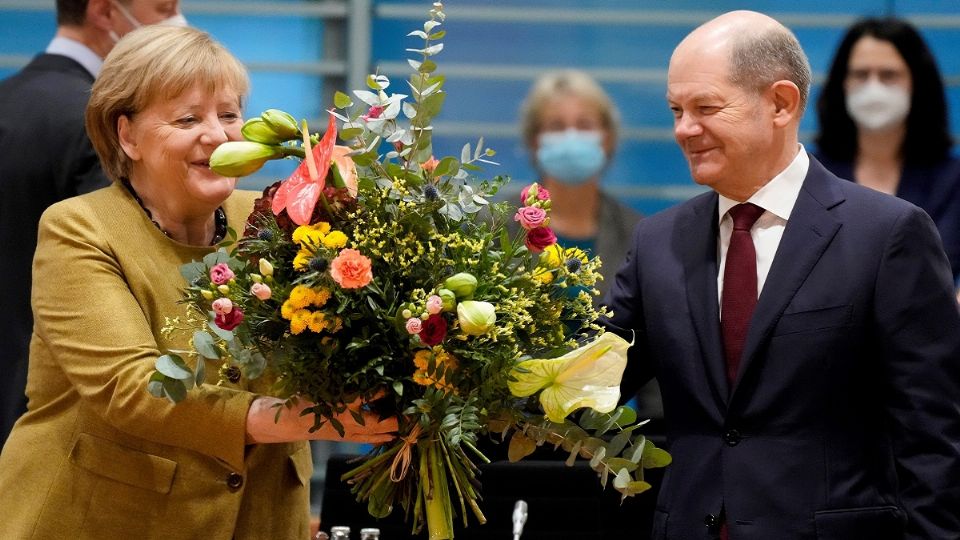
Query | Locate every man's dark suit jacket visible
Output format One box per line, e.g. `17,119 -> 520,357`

604,156 -> 960,540
0,54 -> 108,445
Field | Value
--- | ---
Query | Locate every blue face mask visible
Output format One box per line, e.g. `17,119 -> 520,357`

536,129 -> 606,185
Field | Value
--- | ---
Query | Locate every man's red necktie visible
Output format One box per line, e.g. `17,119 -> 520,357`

721,203 -> 765,387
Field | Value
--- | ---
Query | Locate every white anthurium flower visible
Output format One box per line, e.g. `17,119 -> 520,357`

508,332 -> 631,423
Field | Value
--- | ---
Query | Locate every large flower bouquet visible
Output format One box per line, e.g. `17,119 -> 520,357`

150,3 -> 668,538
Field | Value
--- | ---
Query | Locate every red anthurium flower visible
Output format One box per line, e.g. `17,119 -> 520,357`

272,113 -> 338,225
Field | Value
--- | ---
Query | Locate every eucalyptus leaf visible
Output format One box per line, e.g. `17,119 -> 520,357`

429,30 -> 446,40
402,102 -> 418,119
353,89 -> 380,107
162,378 -> 188,403
179,261 -> 207,285
147,379 -> 165,398
192,331 -> 220,360
247,352 -> 267,379
407,30 -> 429,39
588,445 -> 606,469
392,381 -> 404,396
207,320 -> 233,341
408,58 -> 422,71
641,444 -> 673,469
195,356 -> 206,386
433,156 -> 458,177
201,249 -> 230,268
419,59 -> 437,74
334,91 -> 353,108
422,43 -> 444,56
155,354 -> 193,380
340,127 -> 363,140
566,439 -> 583,466
625,436 -> 647,463
460,143 -> 471,164
439,202 -> 463,221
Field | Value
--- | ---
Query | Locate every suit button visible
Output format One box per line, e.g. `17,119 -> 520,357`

723,429 -> 741,446
225,366 -> 242,383
226,472 -> 244,490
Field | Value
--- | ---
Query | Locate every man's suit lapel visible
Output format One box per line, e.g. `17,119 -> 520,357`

679,193 -> 730,409
730,157 -> 845,398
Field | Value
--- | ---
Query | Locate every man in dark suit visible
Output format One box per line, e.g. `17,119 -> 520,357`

604,11 -> 960,540
0,0 -> 184,446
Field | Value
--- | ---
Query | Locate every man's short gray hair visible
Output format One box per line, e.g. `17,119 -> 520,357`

729,26 -> 812,113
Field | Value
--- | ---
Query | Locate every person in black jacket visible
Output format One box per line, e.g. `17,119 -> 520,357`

0,0 -> 184,447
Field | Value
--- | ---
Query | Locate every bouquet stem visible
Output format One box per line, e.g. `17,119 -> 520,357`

420,438 -> 454,540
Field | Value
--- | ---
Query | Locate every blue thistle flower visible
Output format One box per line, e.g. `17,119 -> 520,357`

424,185 -> 440,201
257,228 -> 275,241
309,257 -> 329,273
565,258 -> 582,273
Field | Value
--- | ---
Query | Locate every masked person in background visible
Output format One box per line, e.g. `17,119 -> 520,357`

519,70 -> 643,300
517,69 -> 663,435
815,17 -> 960,285
0,0 -> 187,448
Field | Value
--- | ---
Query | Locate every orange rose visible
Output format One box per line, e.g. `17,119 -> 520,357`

330,248 -> 372,289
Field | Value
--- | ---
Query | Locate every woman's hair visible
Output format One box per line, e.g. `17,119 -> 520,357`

816,17 -> 952,165
519,69 -> 620,152
86,25 -> 250,182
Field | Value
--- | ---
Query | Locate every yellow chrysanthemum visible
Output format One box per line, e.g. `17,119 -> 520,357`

322,230 -> 348,249
308,312 -> 327,333
287,285 -> 313,310
434,348 -> 458,370
413,349 -> 432,371
293,249 -> 314,271
313,287 -> 332,307
290,315 -> 308,335
292,222 -> 331,246
281,300 -> 297,320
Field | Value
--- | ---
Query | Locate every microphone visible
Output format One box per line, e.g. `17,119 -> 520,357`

512,499 -> 529,540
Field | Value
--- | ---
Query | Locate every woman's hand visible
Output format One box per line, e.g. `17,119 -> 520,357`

245,395 -> 397,444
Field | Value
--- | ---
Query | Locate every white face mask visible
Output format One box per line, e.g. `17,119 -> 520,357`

845,80 -> 911,131
109,1 -> 189,43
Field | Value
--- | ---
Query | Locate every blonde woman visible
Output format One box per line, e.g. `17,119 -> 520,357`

0,26 -> 395,539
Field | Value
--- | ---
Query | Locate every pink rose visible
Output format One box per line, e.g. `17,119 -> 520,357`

215,308 -> 244,331
250,282 -> 272,300
426,295 -> 444,315
418,315 -> 447,347
525,226 -> 557,254
210,263 -> 235,285
330,249 -> 373,289
405,317 -> 423,335
520,184 -> 550,206
514,206 -> 548,230
212,298 -> 233,315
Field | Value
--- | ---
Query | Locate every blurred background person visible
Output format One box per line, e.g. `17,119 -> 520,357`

0,25 -> 395,539
815,17 -> 960,284
0,0 -> 186,447
519,69 -> 641,299
519,69 -> 664,436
